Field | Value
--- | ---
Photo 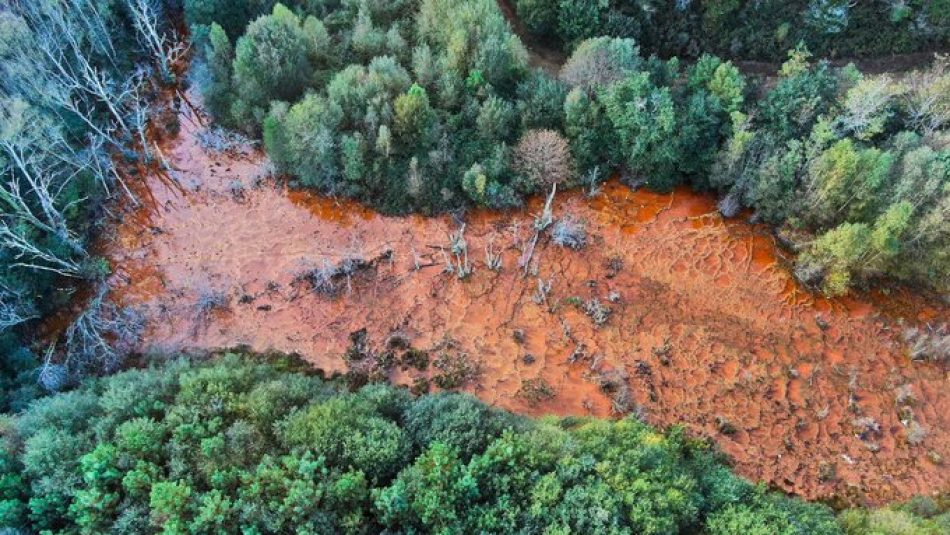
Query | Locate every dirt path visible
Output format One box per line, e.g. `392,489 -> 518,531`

102,97 -> 949,505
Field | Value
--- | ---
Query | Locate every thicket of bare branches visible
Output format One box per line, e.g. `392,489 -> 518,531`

904,323 -> 949,365
512,129 -> 574,189
1,0 -> 181,384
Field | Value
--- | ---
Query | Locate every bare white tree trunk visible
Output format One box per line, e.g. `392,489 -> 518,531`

126,0 -> 188,82
0,283 -> 38,330
0,221 -> 85,277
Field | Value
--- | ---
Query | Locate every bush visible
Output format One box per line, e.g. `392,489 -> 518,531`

551,217 -> 587,249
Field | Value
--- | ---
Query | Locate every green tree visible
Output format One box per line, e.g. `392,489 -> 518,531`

601,72 -> 681,190
263,95 -> 343,190
394,84 -> 434,142
476,95 -> 515,141
564,87 -> 613,174
184,0 -> 275,41
200,23 -> 235,124
556,0 -> 607,47
798,222 -> 872,295
759,56 -> 839,141
149,481 -> 193,534
516,70 -> 568,130
516,0 -> 560,34
804,139 -> 893,227
417,0 -> 528,91
281,396 -> 412,482
231,4 -> 326,131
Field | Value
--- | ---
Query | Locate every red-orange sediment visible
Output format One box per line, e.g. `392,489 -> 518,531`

102,96 -> 949,505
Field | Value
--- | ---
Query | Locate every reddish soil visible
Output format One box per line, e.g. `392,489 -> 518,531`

102,97 -> 949,505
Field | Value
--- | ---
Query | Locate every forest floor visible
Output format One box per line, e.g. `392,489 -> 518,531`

98,93 -> 949,506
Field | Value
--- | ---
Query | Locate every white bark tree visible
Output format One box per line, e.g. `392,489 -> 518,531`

125,0 -> 188,82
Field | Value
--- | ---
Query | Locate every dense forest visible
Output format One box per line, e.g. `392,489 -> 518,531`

1,353 -> 947,533
0,0 -> 947,533
514,0 -> 950,60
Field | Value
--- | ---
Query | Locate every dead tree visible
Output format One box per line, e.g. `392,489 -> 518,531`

0,104 -> 88,254
0,283 -> 38,330
0,220 -> 85,277
125,0 -> 188,83
11,1 -> 138,149
64,286 -> 144,373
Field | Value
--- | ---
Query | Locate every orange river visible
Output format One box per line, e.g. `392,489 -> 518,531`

100,95 -> 948,505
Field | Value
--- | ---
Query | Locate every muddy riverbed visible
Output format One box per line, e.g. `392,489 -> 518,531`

101,96 -> 948,505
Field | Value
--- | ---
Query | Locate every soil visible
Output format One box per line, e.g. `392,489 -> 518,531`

101,94 -> 949,506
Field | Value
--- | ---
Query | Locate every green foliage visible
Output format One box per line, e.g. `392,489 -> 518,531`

403,393 -> 520,460
601,72 -> 681,190
520,1 -> 949,62
263,95 -> 342,189
758,59 -> 839,141
281,396 -> 413,482
559,37 -> 641,90
229,4 -> 331,132
564,87 -> 614,174
200,23 -> 235,123
394,84 -> 434,141
184,0 -> 276,41
461,146 -> 520,209
477,95 -> 516,141
799,222 -> 872,296
516,0 -> 559,35
516,70 -> 568,130
838,499 -> 950,535
3,353 -> 887,534
707,494 -> 841,535
555,0 -> 611,48
417,0 -> 528,91
804,139 -> 893,227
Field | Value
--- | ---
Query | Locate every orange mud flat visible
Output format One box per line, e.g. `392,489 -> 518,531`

103,99 -> 949,505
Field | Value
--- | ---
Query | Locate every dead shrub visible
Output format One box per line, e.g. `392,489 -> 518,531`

552,217 -> 587,250
432,350 -> 481,390
517,378 -> 556,405
512,129 -> 574,190
903,323 -> 949,364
